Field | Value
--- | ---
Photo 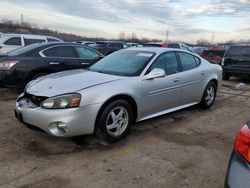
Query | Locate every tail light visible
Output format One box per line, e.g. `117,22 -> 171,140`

234,123 -> 250,163
0,60 -> 19,70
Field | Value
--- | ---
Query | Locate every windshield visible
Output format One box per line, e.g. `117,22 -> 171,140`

226,46 -> 250,56
89,50 -> 155,76
8,43 -> 42,56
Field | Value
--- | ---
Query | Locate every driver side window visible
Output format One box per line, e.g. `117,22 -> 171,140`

148,52 -> 178,75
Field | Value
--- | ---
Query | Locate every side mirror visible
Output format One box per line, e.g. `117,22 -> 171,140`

144,68 -> 166,80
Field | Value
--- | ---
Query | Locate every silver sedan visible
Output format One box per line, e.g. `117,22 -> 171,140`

15,48 -> 222,142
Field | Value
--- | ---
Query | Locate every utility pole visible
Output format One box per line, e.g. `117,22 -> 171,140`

166,29 -> 169,42
20,14 -> 24,25
211,33 -> 215,44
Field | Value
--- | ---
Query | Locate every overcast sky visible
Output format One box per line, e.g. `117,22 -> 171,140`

0,0 -> 249,43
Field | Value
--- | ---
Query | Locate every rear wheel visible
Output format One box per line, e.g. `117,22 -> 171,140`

200,82 -> 217,109
95,100 -> 133,143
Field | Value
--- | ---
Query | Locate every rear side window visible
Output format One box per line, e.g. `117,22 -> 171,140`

148,52 -> 178,75
24,38 -> 45,46
47,38 -> 60,42
178,52 -> 198,71
43,46 -> 77,58
226,46 -> 250,57
4,37 -> 22,46
75,47 -> 100,59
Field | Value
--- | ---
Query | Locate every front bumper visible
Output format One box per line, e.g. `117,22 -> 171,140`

225,150 -> 250,188
223,66 -> 250,75
15,94 -> 103,137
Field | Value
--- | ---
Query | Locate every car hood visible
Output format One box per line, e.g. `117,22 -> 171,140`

26,69 -> 123,97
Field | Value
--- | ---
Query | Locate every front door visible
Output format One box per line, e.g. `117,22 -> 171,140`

141,52 -> 182,118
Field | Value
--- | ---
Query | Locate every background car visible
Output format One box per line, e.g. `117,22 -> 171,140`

143,42 -> 194,52
222,44 -> 250,80
90,41 -> 128,55
15,48 -> 222,142
0,42 -> 103,88
0,33 -> 63,54
192,46 -> 208,55
75,41 -> 96,46
201,49 -> 225,65
127,42 -> 141,48
225,121 -> 250,188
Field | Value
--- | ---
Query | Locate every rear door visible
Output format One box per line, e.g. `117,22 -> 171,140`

41,45 -> 81,72
177,52 -> 204,105
74,46 -> 102,68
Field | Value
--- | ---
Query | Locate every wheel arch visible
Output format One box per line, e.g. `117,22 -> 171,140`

95,94 -> 138,128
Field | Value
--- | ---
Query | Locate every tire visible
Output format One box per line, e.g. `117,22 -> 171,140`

95,100 -> 133,143
222,71 -> 230,80
200,82 -> 217,109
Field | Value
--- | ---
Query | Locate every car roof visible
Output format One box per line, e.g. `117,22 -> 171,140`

123,47 -> 184,54
0,33 -> 62,41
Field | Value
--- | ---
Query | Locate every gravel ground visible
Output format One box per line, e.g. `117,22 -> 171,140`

0,78 -> 250,188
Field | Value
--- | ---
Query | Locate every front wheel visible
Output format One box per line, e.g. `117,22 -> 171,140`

95,100 -> 133,143
200,82 -> 217,109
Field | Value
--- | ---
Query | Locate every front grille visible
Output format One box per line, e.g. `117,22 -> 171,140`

24,93 -> 48,106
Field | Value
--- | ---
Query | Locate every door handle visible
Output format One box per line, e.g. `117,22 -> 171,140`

201,71 -> 205,75
81,63 -> 90,65
173,78 -> 180,82
50,62 -> 60,65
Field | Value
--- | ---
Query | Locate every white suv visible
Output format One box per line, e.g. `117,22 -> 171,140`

0,33 -> 63,54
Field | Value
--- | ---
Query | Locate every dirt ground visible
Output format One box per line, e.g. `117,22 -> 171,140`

0,78 -> 250,188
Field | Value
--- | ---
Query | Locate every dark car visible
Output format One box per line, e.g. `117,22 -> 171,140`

225,121 -> 250,188
143,42 -> 193,52
222,45 -> 250,80
0,42 -> 103,88
90,41 -> 127,55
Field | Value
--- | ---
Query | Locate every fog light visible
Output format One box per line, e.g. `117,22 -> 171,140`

48,122 -> 68,136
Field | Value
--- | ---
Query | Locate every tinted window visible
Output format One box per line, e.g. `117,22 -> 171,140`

168,43 -> 180,49
47,38 -> 60,42
8,43 -> 41,56
226,46 -> 250,56
43,46 -> 77,58
143,44 -> 161,47
148,52 -> 178,75
4,37 -> 22,46
178,52 -> 197,71
90,50 -> 155,76
108,43 -> 123,48
24,38 -> 45,46
75,47 -> 100,59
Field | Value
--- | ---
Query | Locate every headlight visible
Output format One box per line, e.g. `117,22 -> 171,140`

41,93 -> 81,109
